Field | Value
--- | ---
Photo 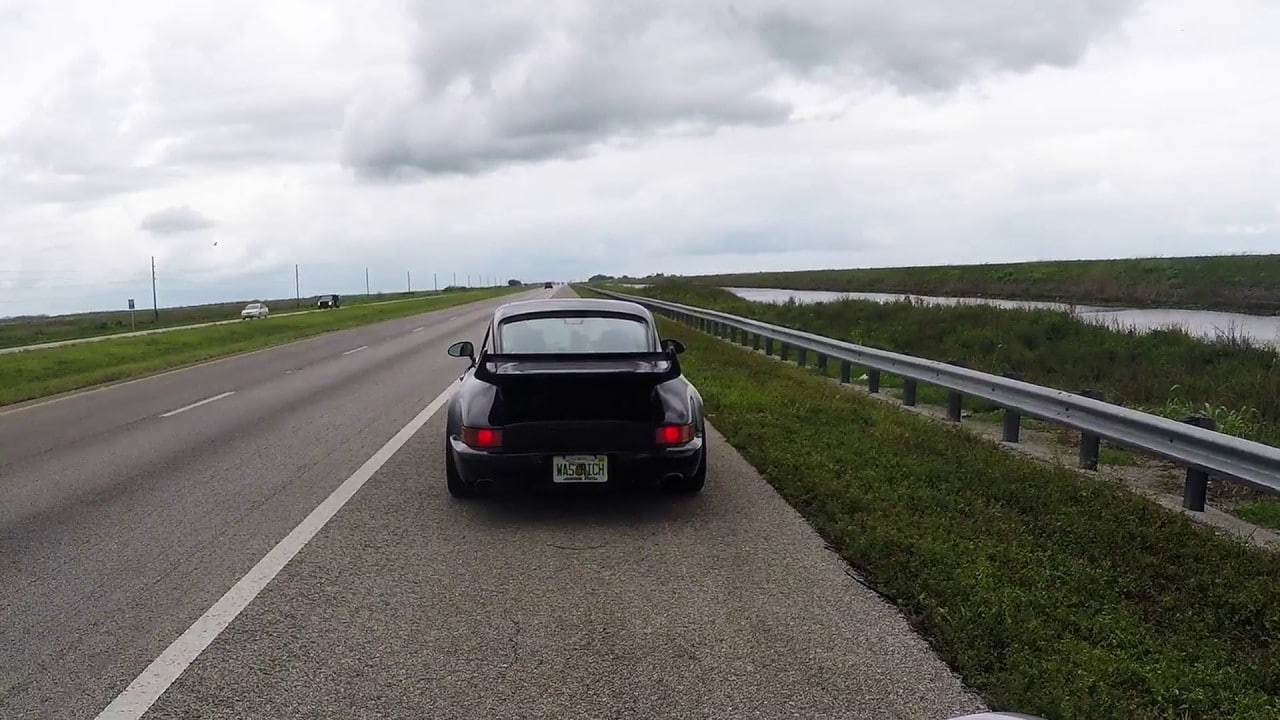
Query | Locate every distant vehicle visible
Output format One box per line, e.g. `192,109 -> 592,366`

443,297 -> 706,498
240,302 -> 269,320
317,294 -> 341,309
543,282 -> 554,288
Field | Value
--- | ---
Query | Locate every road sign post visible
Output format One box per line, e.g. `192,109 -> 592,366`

128,299 -> 136,331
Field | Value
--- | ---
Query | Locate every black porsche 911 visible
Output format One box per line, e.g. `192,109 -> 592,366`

443,297 -> 707,498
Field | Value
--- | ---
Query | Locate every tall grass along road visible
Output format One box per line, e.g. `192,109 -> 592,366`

668,254 -> 1280,315
0,286 -> 523,408
650,314 -> 1280,719
614,282 -> 1280,448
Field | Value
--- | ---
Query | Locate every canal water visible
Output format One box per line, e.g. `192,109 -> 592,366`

723,287 -> 1280,348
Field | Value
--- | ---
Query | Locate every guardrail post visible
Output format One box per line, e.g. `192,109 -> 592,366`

1002,373 -> 1022,442
945,360 -> 963,421
902,379 -> 918,406
796,348 -> 806,367
1078,389 -> 1104,470
1181,415 -> 1217,511
817,354 -> 827,373
765,337 -> 774,356
840,360 -> 851,384
752,333 -> 761,351
779,343 -> 789,362
868,369 -> 881,394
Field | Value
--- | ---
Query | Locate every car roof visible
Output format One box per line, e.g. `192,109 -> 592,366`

492,297 -> 653,324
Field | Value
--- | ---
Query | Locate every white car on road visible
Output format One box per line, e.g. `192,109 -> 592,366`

240,302 -> 270,320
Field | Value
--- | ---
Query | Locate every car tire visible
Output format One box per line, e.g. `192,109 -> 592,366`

664,442 -> 707,494
445,439 -> 478,499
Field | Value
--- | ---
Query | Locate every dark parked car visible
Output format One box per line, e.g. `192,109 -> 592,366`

543,281 -> 554,288
317,294 -> 340,309
443,298 -> 706,498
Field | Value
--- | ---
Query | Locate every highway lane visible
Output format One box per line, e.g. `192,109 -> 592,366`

0,287 -> 546,719
3,285 -> 984,719
140,419 -> 986,720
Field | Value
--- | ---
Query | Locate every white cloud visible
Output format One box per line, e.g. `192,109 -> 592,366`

139,205 -> 216,235
1,0 -> 1279,316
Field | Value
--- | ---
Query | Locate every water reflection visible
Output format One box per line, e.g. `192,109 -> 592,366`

724,287 -> 1280,348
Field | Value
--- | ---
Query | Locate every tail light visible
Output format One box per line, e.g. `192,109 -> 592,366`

461,426 -> 503,449
655,423 -> 696,446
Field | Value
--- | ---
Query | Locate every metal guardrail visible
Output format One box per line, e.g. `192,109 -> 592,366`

592,287 -> 1280,512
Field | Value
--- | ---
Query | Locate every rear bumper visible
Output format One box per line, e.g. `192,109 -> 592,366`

449,436 -> 703,487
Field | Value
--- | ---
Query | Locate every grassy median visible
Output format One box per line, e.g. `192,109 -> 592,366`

0,286 -> 506,350
655,316 -> 1280,719
0,286 -> 522,407
669,254 -> 1280,314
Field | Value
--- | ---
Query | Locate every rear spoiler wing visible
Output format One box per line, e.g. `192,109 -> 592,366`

472,350 -> 682,385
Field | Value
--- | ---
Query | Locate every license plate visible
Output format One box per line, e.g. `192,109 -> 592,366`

552,455 -> 608,483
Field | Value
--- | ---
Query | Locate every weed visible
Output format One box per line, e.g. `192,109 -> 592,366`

655,315 -> 1280,719
620,282 -> 1280,447
1238,501 -> 1280,530
661,254 -> 1280,315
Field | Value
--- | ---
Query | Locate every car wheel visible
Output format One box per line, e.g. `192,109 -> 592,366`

664,442 -> 707,494
445,438 -> 478,499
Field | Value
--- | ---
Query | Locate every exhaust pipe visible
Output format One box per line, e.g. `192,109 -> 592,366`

662,473 -> 683,482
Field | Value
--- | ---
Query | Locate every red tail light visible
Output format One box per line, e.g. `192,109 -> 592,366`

461,426 -> 503,449
655,423 -> 695,446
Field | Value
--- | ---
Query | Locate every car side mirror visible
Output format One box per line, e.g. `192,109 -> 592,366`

447,341 -> 475,364
662,338 -> 685,355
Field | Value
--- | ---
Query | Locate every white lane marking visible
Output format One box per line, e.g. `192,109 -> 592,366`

94,382 -> 459,720
158,392 -> 236,418
342,345 -> 368,355
411,327 -> 424,333
448,315 -> 458,320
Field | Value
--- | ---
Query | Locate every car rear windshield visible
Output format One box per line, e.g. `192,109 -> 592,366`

245,304 -> 261,309
498,315 -> 652,353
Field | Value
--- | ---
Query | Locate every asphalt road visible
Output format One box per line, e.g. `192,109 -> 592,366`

0,286 -> 984,720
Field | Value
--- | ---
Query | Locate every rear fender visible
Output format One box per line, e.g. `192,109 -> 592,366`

453,378 -> 500,430
654,378 -> 699,426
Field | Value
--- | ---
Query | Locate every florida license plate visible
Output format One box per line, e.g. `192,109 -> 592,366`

552,455 -> 608,483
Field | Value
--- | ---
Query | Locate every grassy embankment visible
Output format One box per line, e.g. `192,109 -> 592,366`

671,254 -> 1280,315
0,286 -> 511,350
0,286 -> 522,407
653,313 -> 1280,719
610,282 -> 1280,523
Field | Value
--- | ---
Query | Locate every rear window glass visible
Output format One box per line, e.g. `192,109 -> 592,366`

498,315 -> 652,353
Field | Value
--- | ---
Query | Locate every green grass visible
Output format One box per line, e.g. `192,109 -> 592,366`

659,254 -> 1280,315
614,282 -> 1280,446
1238,502 -> 1280,530
0,286 -> 522,407
654,315 -> 1280,719
0,285 -> 517,350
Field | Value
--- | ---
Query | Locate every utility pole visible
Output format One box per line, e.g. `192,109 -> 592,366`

295,264 -> 300,308
407,270 -> 411,293
365,267 -> 370,295
452,272 -> 456,287
151,256 -> 159,321
433,272 -> 437,292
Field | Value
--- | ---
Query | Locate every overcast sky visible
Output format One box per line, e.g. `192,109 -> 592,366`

2,0 -> 1278,316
